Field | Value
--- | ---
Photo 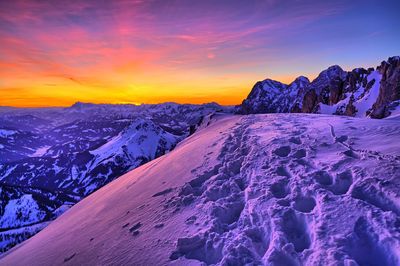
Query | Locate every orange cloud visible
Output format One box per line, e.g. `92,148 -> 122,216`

0,0 -> 348,107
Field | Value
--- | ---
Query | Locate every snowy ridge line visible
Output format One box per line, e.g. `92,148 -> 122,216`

0,221 -> 50,254
0,220 -> 50,233
0,182 -> 80,197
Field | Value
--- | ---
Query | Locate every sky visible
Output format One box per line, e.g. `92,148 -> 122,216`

0,0 -> 399,107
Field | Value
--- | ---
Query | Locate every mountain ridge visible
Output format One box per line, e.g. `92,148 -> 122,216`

237,56 -> 400,118
0,103 -> 226,253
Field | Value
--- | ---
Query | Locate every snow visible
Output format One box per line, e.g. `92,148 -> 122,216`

70,165 -> 79,181
53,204 -> 72,217
319,95 -> 350,114
83,183 -> 99,195
0,194 -> 46,229
90,120 -> 178,168
0,222 -> 50,253
317,71 -> 383,117
30,146 -> 50,157
0,165 -> 17,180
354,70 -> 382,117
0,129 -> 16,138
388,101 -> 400,119
1,113 -> 399,265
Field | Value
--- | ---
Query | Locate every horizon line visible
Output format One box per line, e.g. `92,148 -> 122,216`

0,100 -> 232,109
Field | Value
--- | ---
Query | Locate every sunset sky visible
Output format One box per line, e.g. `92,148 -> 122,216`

1,0 -> 399,107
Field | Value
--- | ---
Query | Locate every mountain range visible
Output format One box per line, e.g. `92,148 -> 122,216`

0,103 -> 226,252
237,56 -> 400,119
0,56 -> 399,265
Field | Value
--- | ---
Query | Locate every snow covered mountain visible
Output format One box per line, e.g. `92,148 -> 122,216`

1,113 -> 399,265
0,102 -> 226,253
238,56 -> 400,118
239,77 -> 310,114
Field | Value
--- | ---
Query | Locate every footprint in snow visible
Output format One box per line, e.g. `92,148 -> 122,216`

293,149 -> 307,159
289,136 -> 302,145
270,179 -> 290,199
293,196 -> 316,213
273,146 -> 291,157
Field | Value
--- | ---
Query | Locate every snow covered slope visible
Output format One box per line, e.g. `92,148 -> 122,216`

0,102 -> 226,253
1,114 -> 399,265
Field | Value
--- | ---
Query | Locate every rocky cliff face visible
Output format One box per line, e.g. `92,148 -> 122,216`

371,56 -> 400,118
238,76 -> 310,114
237,56 -> 400,118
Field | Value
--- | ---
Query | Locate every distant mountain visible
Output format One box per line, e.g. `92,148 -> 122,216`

237,56 -> 400,118
0,184 -> 78,252
0,102 -> 228,252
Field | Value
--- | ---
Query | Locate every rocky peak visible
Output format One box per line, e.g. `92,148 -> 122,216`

377,56 -> 400,76
322,65 -> 346,79
289,76 -> 310,88
310,65 -> 347,89
238,78 -> 289,114
294,75 -> 310,83
237,56 -> 400,119
261,79 -> 287,90
372,56 -> 400,118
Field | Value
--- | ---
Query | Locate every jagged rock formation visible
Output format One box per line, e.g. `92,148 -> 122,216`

372,56 -> 400,118
239,77 -> 310,114
237,57 -> 400,118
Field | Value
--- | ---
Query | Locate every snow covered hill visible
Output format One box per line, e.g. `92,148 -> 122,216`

2,114 -> 399,265
0,185 -> 78,252
0,102 -> 226,253
238,56 -> 400,118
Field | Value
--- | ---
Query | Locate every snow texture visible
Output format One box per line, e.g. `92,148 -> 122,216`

0,195 -> 46,228
1,113 -> 399,265
0,102 -> 226,253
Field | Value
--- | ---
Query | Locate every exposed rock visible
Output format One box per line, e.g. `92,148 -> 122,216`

237,77 -> 309,114
370,105 -> 389,119
237,56 -> 400,119
302,89 -> 317,113
372,56 -> 400,116
329,77 -> 344,104
290,104 -> 302,113
345,95 -> 357,117
344,68 -> 369,93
